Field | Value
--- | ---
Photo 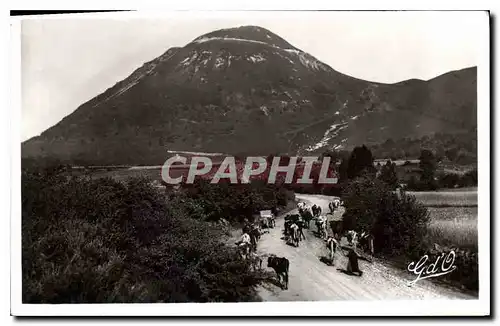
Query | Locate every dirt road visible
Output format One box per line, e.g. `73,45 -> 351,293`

256,194 -> 476,301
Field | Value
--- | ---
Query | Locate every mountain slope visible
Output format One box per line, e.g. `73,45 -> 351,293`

22,26 -> 477,165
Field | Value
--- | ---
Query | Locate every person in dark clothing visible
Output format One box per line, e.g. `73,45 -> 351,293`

345,247 -> 363,276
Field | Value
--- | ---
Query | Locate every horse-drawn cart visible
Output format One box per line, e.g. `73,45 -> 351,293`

259,210 -> 276,229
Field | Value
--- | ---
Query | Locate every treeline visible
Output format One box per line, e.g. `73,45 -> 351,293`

22,166 -> 294,303
370,130 -> 477,165
319,145 -> 477,192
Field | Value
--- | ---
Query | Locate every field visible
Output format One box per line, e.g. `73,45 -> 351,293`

407,188 -> 478,250
407,189 -> 478,207
427,207 -> 478,251
407,189 -> 479,291
71,167 -> 163,183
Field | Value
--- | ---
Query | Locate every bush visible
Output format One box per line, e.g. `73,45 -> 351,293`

438,173 -> 461,189
458,168 -> 478,187
182,179 -> 291,223
342,177 -> 431,257
342,176 -> 478,291
22,171 -> 267,303
417,245 -> 478,291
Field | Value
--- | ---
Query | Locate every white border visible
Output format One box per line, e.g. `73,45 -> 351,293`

9,8 -> 491,317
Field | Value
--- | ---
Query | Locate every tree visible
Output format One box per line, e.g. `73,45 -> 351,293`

346,145 -> 376,180
419,149 -> 438,190
379,160 -> 399,189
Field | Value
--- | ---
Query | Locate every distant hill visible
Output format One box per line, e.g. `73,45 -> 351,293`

22,25 -> 477,165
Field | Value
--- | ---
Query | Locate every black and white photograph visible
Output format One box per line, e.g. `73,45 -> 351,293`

10,9 -> 490,316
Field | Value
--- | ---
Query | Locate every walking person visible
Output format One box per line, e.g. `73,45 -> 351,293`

345,247 -> 363,276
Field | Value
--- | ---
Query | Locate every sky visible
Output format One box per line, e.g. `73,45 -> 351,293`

20,11 -> 485,141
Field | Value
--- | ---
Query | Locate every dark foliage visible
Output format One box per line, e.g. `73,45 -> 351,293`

371,130 -> 477,165
22,169 -> 289,303
419,149 -> 438,190
378,160 -> 399,189
342,177 -> 431,257
418,245 -> 478,291
181,179 -> 293,223
341,176 -> 478,291
346,145 -> 376,179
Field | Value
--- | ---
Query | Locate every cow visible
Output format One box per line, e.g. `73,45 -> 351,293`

289,223 -> 300,247
315,215 -> 327,239
295,219 -> 306,241
284,214 -> 300,236
345,230 -> 359,249
268,215 -> 276,228
359,231 -> 375,256
243,224 -> 260,252
328,201 -> 336,214
260,217 -> 269,229
235,233 -> 252,259
237,232 -> 251,246
299,206 -> 314,229
248,251 -> 263,271
311,204 -> 322,217
325,236 -> 339,265
284,220 -> 292,237
329,220 -> 344,240
267,256 -> 290,289
329,199 -> 342,213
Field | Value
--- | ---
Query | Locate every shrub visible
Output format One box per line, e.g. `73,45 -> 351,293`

22,171 -> 267,303
458,168 -> 478,187
183,179 -> 291,223
342,177 -> 431,257
438,172 -> 461,189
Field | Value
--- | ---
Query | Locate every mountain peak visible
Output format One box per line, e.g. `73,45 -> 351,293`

22,26 -> 477,165
191,25 -> 297,50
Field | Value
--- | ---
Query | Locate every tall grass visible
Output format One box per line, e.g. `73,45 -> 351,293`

421,205 -> 478,291
427,207 -> 478,251
407,190 -> 477,207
